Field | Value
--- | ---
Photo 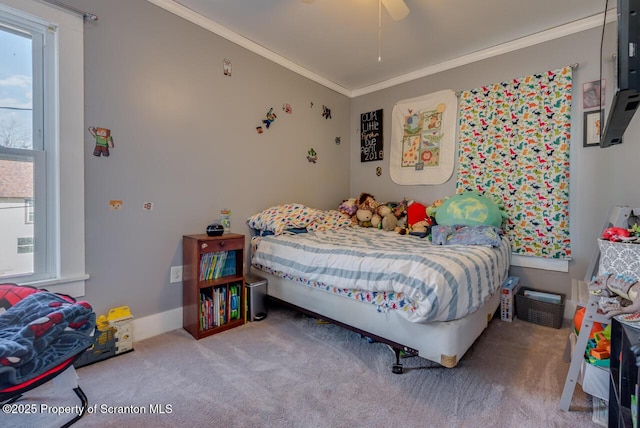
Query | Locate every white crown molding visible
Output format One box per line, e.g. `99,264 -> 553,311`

148,1 -> 615,99
352,12 -> 616,97
146,0 -> 351,97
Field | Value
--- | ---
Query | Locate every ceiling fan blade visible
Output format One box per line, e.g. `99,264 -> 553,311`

381,0 -> 409,21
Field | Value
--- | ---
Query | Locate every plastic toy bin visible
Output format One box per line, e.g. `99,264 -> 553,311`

515,288 -> 565,329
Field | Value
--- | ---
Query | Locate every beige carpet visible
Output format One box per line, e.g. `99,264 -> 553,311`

4,305 -> 600,427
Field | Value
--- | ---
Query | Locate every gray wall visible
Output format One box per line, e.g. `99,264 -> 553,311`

351,25 -> 640,296
72,0 -> 350,317
71,0 -> 640,319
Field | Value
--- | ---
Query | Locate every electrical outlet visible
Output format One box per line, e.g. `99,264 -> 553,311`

170,265 -> 183,283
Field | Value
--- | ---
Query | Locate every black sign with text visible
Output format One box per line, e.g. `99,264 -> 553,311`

360,109 -> 383,162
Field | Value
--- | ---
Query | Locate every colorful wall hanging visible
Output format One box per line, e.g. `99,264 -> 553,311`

360,109 -> 383,162
456,66 -> 572,259
389,90 -> 457,185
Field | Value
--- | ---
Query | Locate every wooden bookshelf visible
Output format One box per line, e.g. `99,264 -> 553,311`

182,233 -> 245,339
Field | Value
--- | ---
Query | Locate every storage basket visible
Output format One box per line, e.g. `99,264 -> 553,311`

515,288 -> 565,329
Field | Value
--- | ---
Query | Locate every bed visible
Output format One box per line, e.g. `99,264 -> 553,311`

248,204 -> 511,371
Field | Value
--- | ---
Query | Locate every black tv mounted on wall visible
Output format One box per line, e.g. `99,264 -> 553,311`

600,0 -> 640,147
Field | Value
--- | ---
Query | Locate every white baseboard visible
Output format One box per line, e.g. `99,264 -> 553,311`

133,307 -> 183,341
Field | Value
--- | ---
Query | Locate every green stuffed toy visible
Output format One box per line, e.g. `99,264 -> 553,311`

434,191 -> 507,228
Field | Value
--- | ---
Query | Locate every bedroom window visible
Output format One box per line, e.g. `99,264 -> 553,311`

0,1 -> 86,296
0,16 -> 46,280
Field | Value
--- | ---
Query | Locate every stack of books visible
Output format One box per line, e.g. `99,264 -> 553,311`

199,251 -> 235,281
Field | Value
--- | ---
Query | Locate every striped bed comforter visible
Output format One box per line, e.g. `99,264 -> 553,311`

251,227 -> 511,323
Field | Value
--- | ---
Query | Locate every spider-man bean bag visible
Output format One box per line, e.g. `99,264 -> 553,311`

0,284 -> 95,389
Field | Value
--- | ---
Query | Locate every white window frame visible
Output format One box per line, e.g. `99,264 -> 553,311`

24,197 -> 34,224
0,0 -> 87,296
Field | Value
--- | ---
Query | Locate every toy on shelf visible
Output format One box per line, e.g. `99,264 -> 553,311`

573,306 -> 605,338
572,306 -> 611,367
586,326 -> 611,367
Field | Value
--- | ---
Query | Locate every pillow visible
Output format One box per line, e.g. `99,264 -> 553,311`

435,191 -> 505,228
307,210 -> 353,232
431,225 -> 502,247
246,204 -> 319,236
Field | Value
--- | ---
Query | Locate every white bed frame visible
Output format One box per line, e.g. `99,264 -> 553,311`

252,266 -> 501,371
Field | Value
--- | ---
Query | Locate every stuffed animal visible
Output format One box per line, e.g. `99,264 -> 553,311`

373,204 -> 397,231
356,193 -> 379,228
410,220 -> 430,234
602,227 -> 631,242
371,213 -> 382,229
426,199 -> 444,221
392,199 -> 409,218
387,199 -> 408,232
407,201 -> 428,227
381,214 -> 397,231
338,198 -> 358,217
358,192 -> 379,212
589,273 -> 640,317
434,191 -> 507,228
377,204 -> 392,218
356,208 -> 373,227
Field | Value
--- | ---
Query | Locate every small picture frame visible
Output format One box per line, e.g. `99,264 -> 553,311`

583,110 -> 603,147
583,79 -> 605,109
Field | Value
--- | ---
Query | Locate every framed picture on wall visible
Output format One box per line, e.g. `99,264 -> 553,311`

583,79 -> 605,109
583,110 -> 603,147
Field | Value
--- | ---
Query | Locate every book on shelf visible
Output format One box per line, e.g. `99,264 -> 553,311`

200,292 -> 215,331
214,288 -> 220,327
213,251 -> 228,280
229,284 -> 240,320
221,251 -> 236,277
219,287 -> 227,325
200,251 -> 233,281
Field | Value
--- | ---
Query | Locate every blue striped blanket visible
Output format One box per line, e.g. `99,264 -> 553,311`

252,227 -> 510,322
